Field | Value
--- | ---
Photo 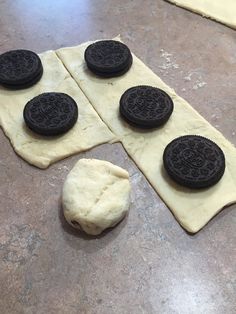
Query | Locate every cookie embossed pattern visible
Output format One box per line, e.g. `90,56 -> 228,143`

84,40 -> 133,77
23,93 -> 78,136
120,86 -> 174,128
0,49 -> 43,89
163,135 -> 225,189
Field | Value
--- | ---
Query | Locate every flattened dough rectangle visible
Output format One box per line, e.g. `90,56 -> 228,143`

166,0 -> 236,29
0,51 -> 115,169
57,38 -> 236,233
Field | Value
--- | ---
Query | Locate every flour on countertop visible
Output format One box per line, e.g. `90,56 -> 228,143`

184,72 -> 207,90
193,81 -> 207,90
159,50 -> 207,91
57,165 -> 69,171
159,49 -> 179,72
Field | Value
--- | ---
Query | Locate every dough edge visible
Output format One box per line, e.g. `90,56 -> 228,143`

0,50 -> 116,169
165,0 -> 236,29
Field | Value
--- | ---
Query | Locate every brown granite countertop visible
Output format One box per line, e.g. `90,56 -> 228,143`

0,1 -> 235,313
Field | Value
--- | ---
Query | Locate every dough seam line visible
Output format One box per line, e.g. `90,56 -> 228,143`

55,50 -> 117,142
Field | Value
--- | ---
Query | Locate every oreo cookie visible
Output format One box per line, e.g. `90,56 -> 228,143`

84,40 -> 132,77
86,56 -> 132,78
163,135 -> 225,189
119,86 -> 174,128
23,93 -> 78,136
1,68 -> 43,90
0,49 -> 43,89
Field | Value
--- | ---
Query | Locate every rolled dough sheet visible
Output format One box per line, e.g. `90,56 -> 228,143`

57,38 -> 236,233
0,50 -> 115,169
165,0 -> 236,29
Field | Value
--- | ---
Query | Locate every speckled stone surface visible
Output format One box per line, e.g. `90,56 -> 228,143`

0,1 -> 236,313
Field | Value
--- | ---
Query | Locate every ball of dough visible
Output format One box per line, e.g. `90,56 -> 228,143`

62,158 -> 131,235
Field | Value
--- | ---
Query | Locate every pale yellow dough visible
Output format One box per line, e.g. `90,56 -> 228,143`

62,158 -> 131,235
57,37 -> 236,233
166,0 -> 236,29
0,51 -> 115,168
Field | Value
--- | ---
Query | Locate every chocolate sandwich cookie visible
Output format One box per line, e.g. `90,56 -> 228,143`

23,93 -> 78,136
86,56 -> 132,78
0,49 -> 43,89
2,67 -> 43,90
119,86 -> 174,128
84,40 -> 132,77
163,135 -> 225,189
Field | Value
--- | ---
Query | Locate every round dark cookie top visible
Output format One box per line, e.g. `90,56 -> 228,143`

119,86 -> 174,128
84,40 -> 132,74
23,93 -> 78,136
0,50 -> 42,85
163,135 -> 225,189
